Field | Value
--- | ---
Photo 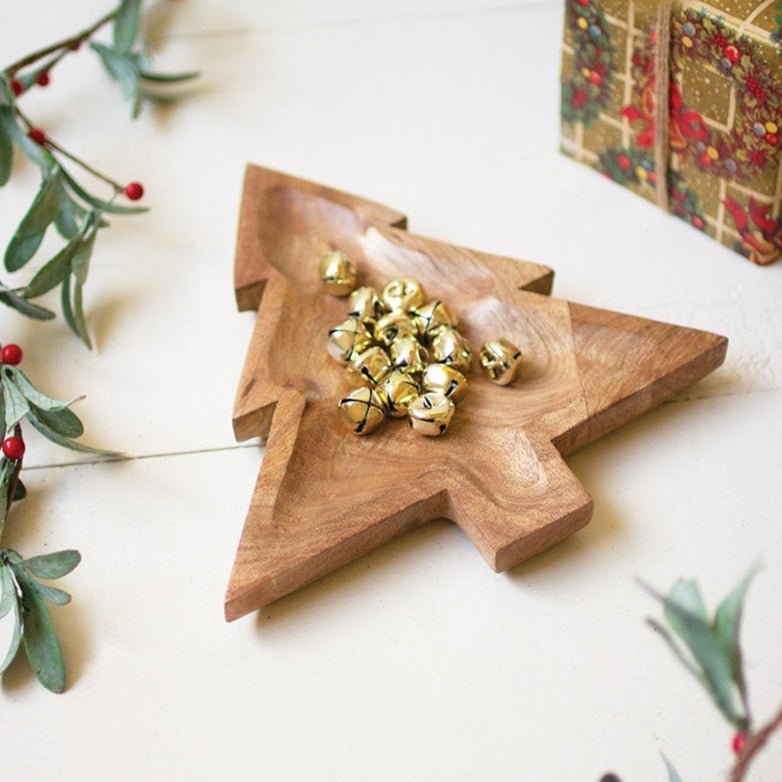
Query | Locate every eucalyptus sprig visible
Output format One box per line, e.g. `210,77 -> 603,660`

601,568 -> 782,782
0,0 -> 198,346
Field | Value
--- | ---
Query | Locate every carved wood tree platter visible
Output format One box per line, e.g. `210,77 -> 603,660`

225,164 -> 728,621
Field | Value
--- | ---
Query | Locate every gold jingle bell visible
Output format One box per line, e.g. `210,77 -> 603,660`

374,312 -> 418,347
479,339 -> 522,386
327,317 -> 373,364
421,363 -> 468,403
381,277 -> 426,313
338,386 -> 386,435
347,346 -> 393,386
347,286 -> 385,323
319,250 -> 358,297
408,392 -> 455,437
412,300 -> 457,340
390,336 -> 429,375
377,369 -> 420,417
430,327 -> 473,374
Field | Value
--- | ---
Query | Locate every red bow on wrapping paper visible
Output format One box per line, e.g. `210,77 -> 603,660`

723,197 -> 782,266
617,5 -> 780,266
622,83 -> 708,151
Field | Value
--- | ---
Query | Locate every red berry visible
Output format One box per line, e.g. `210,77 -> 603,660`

699,152 -> 712,166
28,128 -> 46,146
35,71 -> 50,87
1,344 -> 23,365
11,78 -> 23,97
589,71 -> 602,86
647,171 -> 657,184
2,437 -> 25,461
725,45 -> 740,63
124,181 -> 144,201
732,732 -> 747,755
577,0 -> 589,5
766,133 -> 778,146
617,154 -> 631,170
691,215 -> 704,229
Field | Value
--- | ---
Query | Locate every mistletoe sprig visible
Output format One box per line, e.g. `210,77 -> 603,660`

0,549 -> 82,693
0,342 -> 111,692
602,568 -> 782,782
0,0 -> 197,346
0,2 -> 193,694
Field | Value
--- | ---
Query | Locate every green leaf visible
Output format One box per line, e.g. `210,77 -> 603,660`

26,407 -> 113,455
58,274 -> 92,349
0,111 -> 11,186
61,166 -> 148,215
2,373 -> 30,429
0,73 -> 12,107
668,579 -> 708,621
54,181 -> 88,240
23,234 -> 82,299
72,279 -> 91,349
647,618 -> 706,686
0,594 -> 21,675
0,564 -> 15,619
29,581 -> 71,606
61,276 -> 76,335
71,222 -> 97,286
90,42 -> 139,102
113,0 -> 142,53
17,572 -> 66,692
663,754 -> 684,782
4,170 -> 62,272
4,367 -> 75,411
31,405 -> 84,438
0,288 -> 56,320
20,549 -> 81,580
139,70 -> 200,83
0,459 -> 13,529
661,587 -> 741,724
714,566 -> 759,677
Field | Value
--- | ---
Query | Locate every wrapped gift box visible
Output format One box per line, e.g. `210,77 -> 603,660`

560,0 -> 782,265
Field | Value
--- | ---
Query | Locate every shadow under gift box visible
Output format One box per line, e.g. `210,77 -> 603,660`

559,0 -> 782,266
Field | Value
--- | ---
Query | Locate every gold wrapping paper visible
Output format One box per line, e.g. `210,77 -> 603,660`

560,0 -> 782,265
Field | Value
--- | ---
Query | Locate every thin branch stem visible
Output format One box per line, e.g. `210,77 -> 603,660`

46,137 -> 123,192
3,7 -> 118,76
729,704 -> 782,782
13,106 -> 123,192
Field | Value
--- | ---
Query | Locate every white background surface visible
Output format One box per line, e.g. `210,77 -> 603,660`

0,2 -> 780,780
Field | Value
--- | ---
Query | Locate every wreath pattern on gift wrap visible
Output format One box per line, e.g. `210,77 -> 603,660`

668,9 -> 782,181
560,0 -> 615,127
562,2 -> 782,262
598,146 -> 707,233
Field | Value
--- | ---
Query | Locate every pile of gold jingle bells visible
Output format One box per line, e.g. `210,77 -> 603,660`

320,250 -> 523,437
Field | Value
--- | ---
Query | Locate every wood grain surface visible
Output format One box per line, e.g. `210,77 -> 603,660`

225,164 -> 727,621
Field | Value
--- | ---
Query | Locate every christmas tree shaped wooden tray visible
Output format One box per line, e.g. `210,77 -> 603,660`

225,164 -> 727,621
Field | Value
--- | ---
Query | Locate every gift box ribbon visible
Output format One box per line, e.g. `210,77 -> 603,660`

653,0 -> 674,212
